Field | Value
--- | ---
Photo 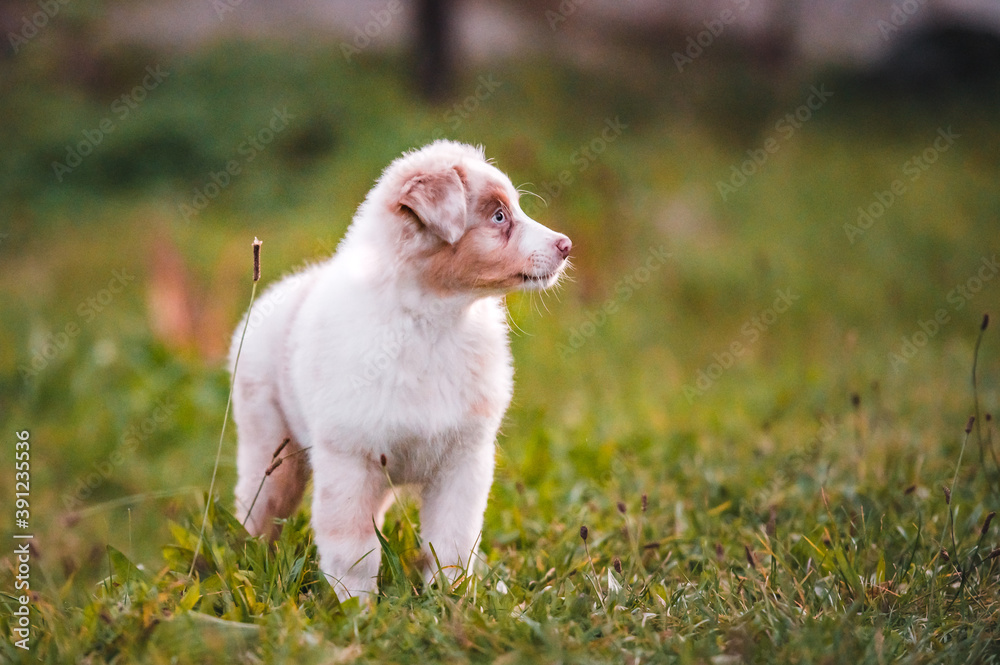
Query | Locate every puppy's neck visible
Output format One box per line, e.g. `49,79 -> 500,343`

391,278 -> 498,323
342,212 -> 497,320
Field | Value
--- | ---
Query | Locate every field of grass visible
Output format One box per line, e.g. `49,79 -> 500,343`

2,32 -> 1000,664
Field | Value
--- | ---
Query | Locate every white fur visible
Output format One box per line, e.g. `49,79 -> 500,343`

230,141 -> 570,601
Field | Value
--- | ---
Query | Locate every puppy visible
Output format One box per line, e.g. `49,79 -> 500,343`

230,140 -> 571,601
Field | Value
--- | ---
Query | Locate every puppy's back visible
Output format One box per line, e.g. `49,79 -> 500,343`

229,264 -> 322,385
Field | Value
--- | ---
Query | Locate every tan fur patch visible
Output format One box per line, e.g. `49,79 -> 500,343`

415,171 -> 532,293
420,221 -> 528,292
469,394 -> 501,418
399,168 -> 467,244
474,184 -> 511,221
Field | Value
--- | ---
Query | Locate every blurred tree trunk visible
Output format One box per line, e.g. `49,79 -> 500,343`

415,0 -> 454,101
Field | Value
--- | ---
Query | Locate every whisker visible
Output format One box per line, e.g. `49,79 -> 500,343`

516,184 -> 547,207
530,288 -> 549,316
506,300 -> 532,338
540,291 -> 552,314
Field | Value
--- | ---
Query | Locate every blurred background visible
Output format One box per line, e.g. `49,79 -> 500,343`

2,0 -> 999,584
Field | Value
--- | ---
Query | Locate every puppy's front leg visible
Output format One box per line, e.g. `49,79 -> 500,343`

311,449 -> 390,602
419,437 -> 496,589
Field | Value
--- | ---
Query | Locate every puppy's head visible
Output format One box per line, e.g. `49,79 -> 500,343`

383,141 -> 571,295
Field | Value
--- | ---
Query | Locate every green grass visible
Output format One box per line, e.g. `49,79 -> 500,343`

1,35 -> 1000,664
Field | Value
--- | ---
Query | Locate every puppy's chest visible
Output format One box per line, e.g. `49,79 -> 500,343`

350,313 -> 512,424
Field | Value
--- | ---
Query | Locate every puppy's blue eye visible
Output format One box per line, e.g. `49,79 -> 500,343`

492,209 -> 506,224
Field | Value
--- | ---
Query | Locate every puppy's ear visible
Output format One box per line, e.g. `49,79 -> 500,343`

399,168 -> 467,244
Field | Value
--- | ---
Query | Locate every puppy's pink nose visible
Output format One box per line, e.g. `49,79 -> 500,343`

555,235 -> 572,259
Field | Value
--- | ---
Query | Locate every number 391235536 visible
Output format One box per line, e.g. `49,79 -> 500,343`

15,430 -> 30,522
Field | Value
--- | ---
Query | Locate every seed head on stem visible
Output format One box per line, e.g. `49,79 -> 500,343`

579,525 -> 605,609
192,234 -> 264,575
982,511 -> 995,536
252,237 -> 262,282
273,438 -> 290,459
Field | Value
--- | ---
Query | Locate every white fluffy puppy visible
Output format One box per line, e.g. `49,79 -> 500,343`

230,140 -> 571,601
